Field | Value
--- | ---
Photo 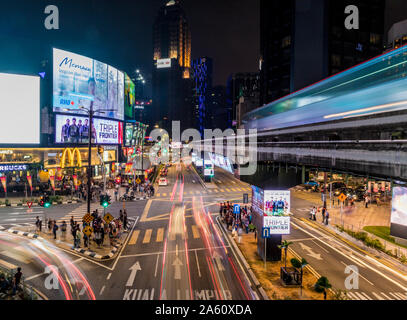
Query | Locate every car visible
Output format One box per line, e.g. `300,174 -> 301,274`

159,178 -> 168,186
304,180 -> 319,187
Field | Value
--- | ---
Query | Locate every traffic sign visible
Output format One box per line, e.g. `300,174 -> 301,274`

233,204 -> 240,214
27,201 -> 33,209
338,193 -> 347,202
262,227 -> 271,239
82,213 -> 94,224
103,213 -> 114,224
82,226 -> 93,237
243,193 -> 249,204
135,178 -> 141,184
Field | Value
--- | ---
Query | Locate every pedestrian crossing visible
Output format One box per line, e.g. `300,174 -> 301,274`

55,203 -> 104,225
128,225 -> 202,245
154,187 -> 251,198
344,291 -> 406,300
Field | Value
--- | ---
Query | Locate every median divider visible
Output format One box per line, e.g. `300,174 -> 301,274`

216,216 -> 269,300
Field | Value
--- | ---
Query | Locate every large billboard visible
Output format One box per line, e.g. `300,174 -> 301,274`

53,48 -> 124,120
390,187 -> 407,239
264,190 -> 291,216
55,114 -> 123,145
0,73 -> 40,144
124,73 -> 135,119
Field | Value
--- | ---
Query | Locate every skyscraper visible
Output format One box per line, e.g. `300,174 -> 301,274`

260,0 -> 385,106
152,0 -> 193,133
192,57 -> 213,136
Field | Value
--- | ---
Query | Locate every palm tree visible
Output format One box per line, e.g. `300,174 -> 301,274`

290,258 -> 308,297
315,276 -> 332,300
278,240 -> 293,268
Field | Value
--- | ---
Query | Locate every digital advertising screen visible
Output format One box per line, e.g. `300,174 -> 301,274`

124,123 -> 134,147
390,187 -> 407,239
264,190 -> 291,216
55,114 -> 123,145
251,185 -> 264,216
0,73 -> 40,144
124,73 -> 135,119
53,48 -> 124,121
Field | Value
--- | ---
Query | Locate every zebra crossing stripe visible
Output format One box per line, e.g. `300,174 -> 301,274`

389,292 -> 403,300
346,292 -> 359,300
359,292 -> 372,300
380,292 -> 392,300
372,292 -> 384,300
393,292 -> 406,300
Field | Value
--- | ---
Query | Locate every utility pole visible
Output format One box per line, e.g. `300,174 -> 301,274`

87,102 -> 94,215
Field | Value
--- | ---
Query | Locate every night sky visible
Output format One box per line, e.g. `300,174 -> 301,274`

0,0 -> 405,96
0,0 -> 259,96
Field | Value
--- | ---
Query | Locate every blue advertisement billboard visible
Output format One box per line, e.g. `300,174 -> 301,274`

53,48 -> 124,121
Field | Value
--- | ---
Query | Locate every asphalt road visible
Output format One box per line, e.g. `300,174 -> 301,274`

2,164 -> 406,300
0,164 -> 257,300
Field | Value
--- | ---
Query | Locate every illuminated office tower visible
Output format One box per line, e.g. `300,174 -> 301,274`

260,0 -> 385,106
152,0 -> 193,132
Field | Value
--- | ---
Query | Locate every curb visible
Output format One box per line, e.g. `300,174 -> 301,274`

8,218 -> 136,261
216,216 -> 269,300
1,200 -> 81,208
73,244 -> 119,260
7,229 -> 43,240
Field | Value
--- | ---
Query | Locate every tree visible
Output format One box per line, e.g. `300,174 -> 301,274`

315,276 -> 332,300
291,258 -> 308,297
278,240 -> 293,268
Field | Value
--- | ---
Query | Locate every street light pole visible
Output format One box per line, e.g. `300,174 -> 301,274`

87,102 -> 94,215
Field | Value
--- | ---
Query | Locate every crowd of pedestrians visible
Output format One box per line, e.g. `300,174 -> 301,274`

35,209 -> 129,250
219,202 -> 256,239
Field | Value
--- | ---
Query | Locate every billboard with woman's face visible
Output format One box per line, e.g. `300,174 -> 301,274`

390,187 -> 407,239
53,48 -> 124,121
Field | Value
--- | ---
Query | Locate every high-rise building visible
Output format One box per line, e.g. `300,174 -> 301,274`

152,0 -> 193,133
386,19 -> 407,50
208,85 -> 230,131
260,0 -> 385,106
192,57 -> 213,136
227,73 -> 260,127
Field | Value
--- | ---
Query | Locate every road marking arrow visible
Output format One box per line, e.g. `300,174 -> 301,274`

299,242 -> 323,260
126,261 -> 142,287
213,251 -> 225,271
173,257 -> 183,280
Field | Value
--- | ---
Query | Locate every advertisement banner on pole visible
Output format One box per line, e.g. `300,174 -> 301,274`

50,175 -> 55,191
27,174 -> 32,191
0,176 -> 6,193
73,175 -> 78,190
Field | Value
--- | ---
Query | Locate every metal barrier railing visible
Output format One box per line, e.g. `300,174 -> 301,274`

0,265 -> 38,300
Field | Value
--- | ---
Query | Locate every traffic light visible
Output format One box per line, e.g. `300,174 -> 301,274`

43,195 -> 51,208
39,196 -> 44,207
100,194 -> 111,208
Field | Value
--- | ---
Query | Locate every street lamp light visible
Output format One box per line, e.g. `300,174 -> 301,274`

77,104 -> 116,215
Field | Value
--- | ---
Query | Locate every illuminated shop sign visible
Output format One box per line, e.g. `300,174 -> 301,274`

0,164 -> 28,171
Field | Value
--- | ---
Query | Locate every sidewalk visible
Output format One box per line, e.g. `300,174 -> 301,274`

293,190 -> 407,269
218,216 -> 332,300
292,189 -> 391,229
9,220 -> 133,260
